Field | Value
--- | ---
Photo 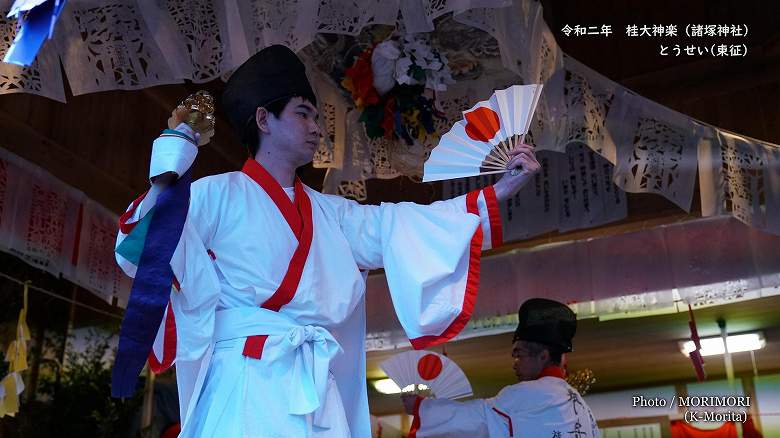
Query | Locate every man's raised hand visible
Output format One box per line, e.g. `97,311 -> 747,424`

493,143 -> 541,202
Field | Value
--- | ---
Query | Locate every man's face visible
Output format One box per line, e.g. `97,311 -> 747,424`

511,340 -> 549,382
264,96 -> 321,165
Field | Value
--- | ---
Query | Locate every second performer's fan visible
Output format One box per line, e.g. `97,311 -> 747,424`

423,84 -> 543,182
380,350 -> 472,399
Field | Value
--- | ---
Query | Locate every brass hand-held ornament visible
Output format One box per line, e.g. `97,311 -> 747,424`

167,90 -> 216,146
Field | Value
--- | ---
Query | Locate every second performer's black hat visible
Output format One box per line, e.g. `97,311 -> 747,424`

512,298 -> 577,352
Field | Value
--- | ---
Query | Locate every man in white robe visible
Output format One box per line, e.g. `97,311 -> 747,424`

403,298 -> 600,438
113,45 -> 541,437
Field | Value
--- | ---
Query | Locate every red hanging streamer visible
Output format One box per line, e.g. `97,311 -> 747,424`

688,304 -> 707,382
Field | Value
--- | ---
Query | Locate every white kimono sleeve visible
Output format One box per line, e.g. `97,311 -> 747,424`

337,186 -> 503,348
412,389 -> 517,438
114,128 -> 199,277
114,130 -> 220,423
166,210 -> 221,424
411,396 -> 491,438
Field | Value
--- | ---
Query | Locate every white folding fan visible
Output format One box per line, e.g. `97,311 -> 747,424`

380,350 -> 472,399
423,84 -> 543,182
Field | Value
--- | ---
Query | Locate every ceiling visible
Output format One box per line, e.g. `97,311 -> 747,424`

367,294 -> 780,415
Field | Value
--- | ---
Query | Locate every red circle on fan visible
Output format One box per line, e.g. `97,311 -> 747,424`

417,354 -> 443,380
464,107 -> 500,142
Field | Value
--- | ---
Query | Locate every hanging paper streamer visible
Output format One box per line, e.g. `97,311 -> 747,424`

687,304 -> 706,382
3,0 -> 68,66
0,373 -> 25,417
0,281 -> 31,417
611,90 -> 700,212
0,148 -> 130,305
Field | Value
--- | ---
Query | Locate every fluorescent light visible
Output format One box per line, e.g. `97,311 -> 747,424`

372,379 -> 429,395
680,333 -> 765,357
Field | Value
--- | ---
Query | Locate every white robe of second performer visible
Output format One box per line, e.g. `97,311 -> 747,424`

413,377 -> 600,438
115,132 -> 503,438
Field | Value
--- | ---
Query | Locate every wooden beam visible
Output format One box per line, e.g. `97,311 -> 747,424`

0,109 -> 136,213
620,57 -> 780,105
618,35 -> 780,104
487,209 -> 697,256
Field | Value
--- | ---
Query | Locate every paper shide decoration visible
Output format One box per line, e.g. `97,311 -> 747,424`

1,281 -> 31,417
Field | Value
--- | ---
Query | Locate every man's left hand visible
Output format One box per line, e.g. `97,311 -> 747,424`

493,143 -> 541,202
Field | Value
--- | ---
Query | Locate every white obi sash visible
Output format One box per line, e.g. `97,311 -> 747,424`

213,307 -> 343,426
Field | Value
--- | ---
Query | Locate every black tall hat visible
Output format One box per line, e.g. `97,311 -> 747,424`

221,44 -> 316,144
512,298 -> 577,352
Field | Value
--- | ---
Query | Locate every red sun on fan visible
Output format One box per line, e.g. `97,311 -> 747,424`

464,107 -> 501,142
417,353 -> 443,380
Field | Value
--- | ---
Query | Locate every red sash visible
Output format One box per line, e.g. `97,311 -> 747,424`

239,159 -> 313,359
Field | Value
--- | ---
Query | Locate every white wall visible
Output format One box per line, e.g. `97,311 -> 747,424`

584,376 -> 780,436
685,379 -> 745,430
755,374 -> 780,437
584,385 -> 676,421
